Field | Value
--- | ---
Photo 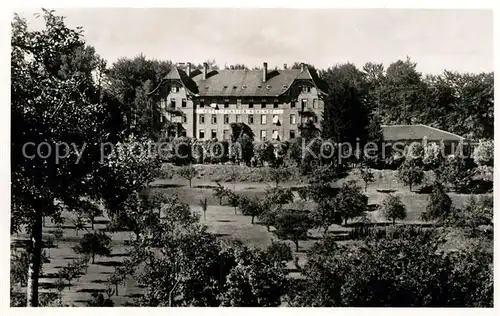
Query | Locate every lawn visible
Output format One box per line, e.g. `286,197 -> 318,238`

11,167 -> 492,306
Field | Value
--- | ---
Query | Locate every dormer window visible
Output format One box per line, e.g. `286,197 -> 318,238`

282,85 -> 288,89
171,86 -> 179,93
257,85 -> 262,89
223,85 -> 228,89
266,85 -> 271,89
233,86 -> 237,89
242,85 -> 247,89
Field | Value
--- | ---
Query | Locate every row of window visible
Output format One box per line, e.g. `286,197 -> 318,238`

177,114 -> 318,125
172,85 -> 314,94
160,98 -> 320,109
198,113 -> 302,125
199,129 -> 296,141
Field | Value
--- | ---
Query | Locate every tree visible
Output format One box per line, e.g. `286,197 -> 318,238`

227,191 -> 240,215
200,197 -> 208,221
292,227 -> 492,307
254,141 -> 275,166
73,232 -> 112,264
212,182 -> 230,205
397,159 -> 424,191
266,166 -> 293,188
472,139 -> 493,167
421,182 -> 452,222
435,155 -> 473,191
358,164 -> 374,191
381,195 -> 407,225
11,10 -> 122,305
72,214 -> 87,236
423,141 -> 444,169
449,196 -> 493,236
274,210 -> 314,252
335,181 -> 368,225
80,199 -> 103,230
238,196 -> 265,224
86,290 -> 114,307
320,63 -> 371,166
177,164 -> 198,188
258,187 -> 294,231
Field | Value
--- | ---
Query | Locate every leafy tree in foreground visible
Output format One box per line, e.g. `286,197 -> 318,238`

290,227 -> 492,307
381,194 -> 407,225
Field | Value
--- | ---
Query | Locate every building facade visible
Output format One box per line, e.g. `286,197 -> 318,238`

149,62 -> 327,142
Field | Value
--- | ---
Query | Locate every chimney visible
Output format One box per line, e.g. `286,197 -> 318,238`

203,62 -> 208,80
283,63 -> 287,70
300,63 -> 305,72
187,62 -> 191,77
263,62 -> 268,82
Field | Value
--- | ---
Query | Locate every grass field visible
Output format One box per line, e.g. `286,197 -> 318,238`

11,166 -> 492,306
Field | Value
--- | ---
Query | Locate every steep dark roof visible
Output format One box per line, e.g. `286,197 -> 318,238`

161,66 -> 327,97
382,124 -> 465,142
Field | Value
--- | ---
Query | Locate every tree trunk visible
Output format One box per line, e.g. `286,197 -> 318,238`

115,283 -> 119,296
251,216 -> 255,224
365,182 -> 367,192
344,218 -> 348,226
393,218 -> 395,226
92,253 -> 95,264
234,207 -> 237,215
294,240 -> 299,252
42,216 -> 46,227
266,225 -> 270,232
189,179 -> 192,188
409,182 -> 412,192
204,211 -> 206,221
27,209 -> 43,307
91,218 -> 94,230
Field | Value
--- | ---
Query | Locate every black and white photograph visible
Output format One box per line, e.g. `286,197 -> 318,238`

7,3 -> 495,309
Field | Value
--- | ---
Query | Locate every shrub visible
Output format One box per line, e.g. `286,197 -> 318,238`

381,195 -> 407,225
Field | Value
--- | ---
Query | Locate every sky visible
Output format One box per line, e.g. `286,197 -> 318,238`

16,8 -> 493,74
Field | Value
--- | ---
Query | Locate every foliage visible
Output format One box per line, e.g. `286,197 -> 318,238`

238,195 -> 266,224
273,210 -> 314,251
290,227 -> 492,307
86,290 -> 114,307
334,181 -> 368,225
73,232 -> 112,264
212,182 -> 231,205
381,194 -> 407,225
421,182 -> 452,222
177,164 -> 198,188
435,155 -> 474,192
266,166 -> 294,187
357,164 -> 374,191
253,141 -> 276,166
397,159 -> 425,191
472,139 -> 493,167
423,141 -> 444,169
199,197 -> 208,221
448,195 -> 493,236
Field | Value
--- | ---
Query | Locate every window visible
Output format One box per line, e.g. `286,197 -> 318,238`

171,86 -> 178,93
223,129 -> 230,140
313,99 -> 318,108
200,100 -> 205,108
260,130 -> 267,141
248,114 -> 254,124
182,98 -> 187,107
199,114 -> 205,124
249,101 -> 254,109
290,114 -> 296,124
302,86 -> 311,93
261,101 -> 266,108
272,114 -> 279,124
211,114 -> 217,124
261,114 -> 267,124
160,99 -> 166,108
236,114 -> 241,123
290,130 -> 296,139
291,101 -> 296,108
313,116 -> 318,123
182,115 -> 187,123
224,114 -> 229,124
302,99 -> 307,108
272,130 -> 279,140
211,129 -> 217,139
224,100 -> 229,108
170,98 -> 176,107
236,99 -> 242,108
199,129 -> 205,139
273,100 -> 279,108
